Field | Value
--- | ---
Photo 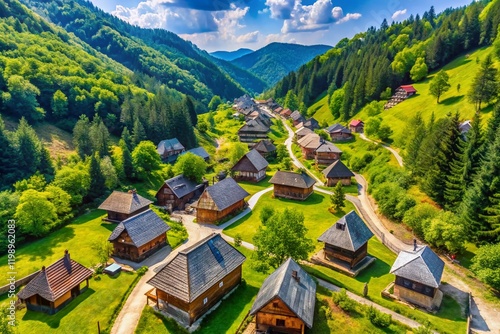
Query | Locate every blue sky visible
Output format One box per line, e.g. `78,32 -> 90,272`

90,0 -> 473,52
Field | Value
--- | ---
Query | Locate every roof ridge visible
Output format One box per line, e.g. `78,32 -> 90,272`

180,233 -> 218,255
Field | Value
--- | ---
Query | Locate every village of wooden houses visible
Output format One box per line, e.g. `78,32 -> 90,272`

5,87 -> 484,334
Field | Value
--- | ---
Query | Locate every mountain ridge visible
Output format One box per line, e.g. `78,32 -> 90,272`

210,48 -> 254,61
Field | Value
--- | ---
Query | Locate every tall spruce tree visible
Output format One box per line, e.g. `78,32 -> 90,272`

73,115 -> 92,158
119,139 -> 133,179
87,153 -> 105,201
132,118 -> 147,147
184,95 -> 198,126
89,114 -> 110,158
403,112 -> 427,175
468,55 -> 499,111
15,118 -> 42,179
462,113 -> 484,187
120,126 -> 133,151
0,116 -> 19,188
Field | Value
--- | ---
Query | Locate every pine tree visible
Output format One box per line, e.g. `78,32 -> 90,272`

462,113 -> 484,187
89,114 -> 109,158
120,126 -> 133,151
73,115 -> 92,158
403,112 -> 427,175
184,95 -> 197,126
132,118 -> 147,147
119,139 -> 133,179
0,116 -> 19,188
15,117 -> 42,179
87,153 -> 105,201
330,182 -> 345,213
468,55 -> 499,111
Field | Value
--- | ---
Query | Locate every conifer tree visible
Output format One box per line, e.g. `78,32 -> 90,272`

89,114 -> 109,158
468,55 -> 499,111
16,117 -> 42,178
184,95 -> 198,126
119,139 -> 133,179
330,182 -> 345,213
0,116 -> 19,188
403,112 -> 427,175
462,113 -> 484,187
132,118 -> 147,147
120,126 -> 133,151
73,115 -> 92,158
87,153 -> 105,200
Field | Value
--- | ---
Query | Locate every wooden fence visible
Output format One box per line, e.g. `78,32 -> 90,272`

0,270 -> 40,295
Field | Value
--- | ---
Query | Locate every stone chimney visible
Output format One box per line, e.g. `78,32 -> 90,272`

413,239 -> 417,252
64,249 -> 70,260
41,266 -> 46,272
292,270 -> 300,283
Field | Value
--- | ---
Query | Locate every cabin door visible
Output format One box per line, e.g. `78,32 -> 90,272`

71,284 -> 80,298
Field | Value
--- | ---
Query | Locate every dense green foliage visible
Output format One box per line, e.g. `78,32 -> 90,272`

173,152 -> 207,183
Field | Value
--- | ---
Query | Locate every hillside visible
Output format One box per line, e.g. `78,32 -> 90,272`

231,42 -> 331,87
21,0 -> 248,103
210,48 -> 253,61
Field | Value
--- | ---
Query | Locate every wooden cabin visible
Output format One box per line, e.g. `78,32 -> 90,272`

384,85 -> 417,109
98,190 -> 152,223
17,250 -> 93,314
157,138 -> 185,163
295,126 -> 313,140
317,211 -> 373,268
237,119 -> 270,143
390,245 -> 444,310
108,209 -> 170,262
349,119 -> 364,133
322,160 -> 354,186
280,108 -> 292,118
297,133 -> 321,159
181,147 -> 210,162
325,123 -> 353,141
269,171 -> 315,201
254,139 -> 277,159
315,140 -> 342,166
297,118 -> 319,131
156,174 -> 206,212
398,85 -> 417,97
147,233 -> 246,325
290,110 -> 305,126
250,258 -> 316,334
231,149 -> 269,182
194,178 -> 249,224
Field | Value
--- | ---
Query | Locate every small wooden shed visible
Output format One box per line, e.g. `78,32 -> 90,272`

147,234 -> 246,325
17,250 -> 93,314
231,149 -> 269,182
322,160 -> 354,186
195,178 -> 249,224
155,174 -> 206,212
250,258 -> 316,334
315,140 -> 342,166
98,190 -> 152,223
254,139 -> 277,159
317,211 -> 373,268
269,171 -> 315,201
325,123 -> 353,141
108,209 -> 170,262
349,119 -> 364,133
157,138 -> 185,163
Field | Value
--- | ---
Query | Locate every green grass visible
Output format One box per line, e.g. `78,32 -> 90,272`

135,246 -> 268,334
307,93 -> 335,125
127,167 -> 169,200
304,237 -> 467,334
237,175 -> 273,197
268,118 -> 287,145
224,191 -> 355,254
2,271 -> 137,334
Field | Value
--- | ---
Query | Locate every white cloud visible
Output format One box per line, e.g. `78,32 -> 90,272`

265,0 -> 296,19
391,9 -> 407,20
236,31 -> 259,43
336,12 -> 362,24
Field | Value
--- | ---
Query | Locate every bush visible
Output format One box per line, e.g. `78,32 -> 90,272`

234,234 -> 242,247
332,289 -> 357,313
137,266 -> 148,276
366,306 -> 392,327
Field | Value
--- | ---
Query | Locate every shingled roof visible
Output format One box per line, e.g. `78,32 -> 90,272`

326,123 -> 351,134
390,246 -> 444,288
297,133 -> 321,149
163,174 -> 204,199
98,191 -> 152,214
250,258 -> 316,328
303,118 -> 319,130
181,147 -> 210,160
322,160 -> 354,179
201,178 -> 249,211
295,126 -> 313,137
290,110 -> 304,121
108,209 -> 170,248
254,139 -> 276,154
269,171 -> 316,189
157,138 -> 185,155
238,119 -> 269,133
316,140 -> 342,153
317,210 -> 373,252
17,251 -> 93,302
147,233 -> 246,303
231,149 -> 269,173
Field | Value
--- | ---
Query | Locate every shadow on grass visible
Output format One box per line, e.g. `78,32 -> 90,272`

441,95 -> 464,106
27,228 -> 76,262
21,288 -> 95,328
100,222 -> 116,232
356,257 -> 391,281
437,295 -> 468,322
275,192 -> 325,206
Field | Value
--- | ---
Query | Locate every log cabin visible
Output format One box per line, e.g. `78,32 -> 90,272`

250,258 -> 316,334
390,245 -> 444,310
147,233 -> 246,325
280,108 -> 292,118
254,139 -> 277,159
231,149 -> 269,182
297,133 -> 321,159
194,178 -> 249,224
317,211 -> 373,268
322,160 -> 355,186
98,190 -> 152,223
295,126 -> 313,140
17,250 -> 93,314
325,123 -> 353,141
296,117 -> 319,131
290,110 -> 305,126
315,140 -> 342,166
349,119 -> 364,133
237,119 -> 270,143
157,138 -> 185,163
269,171 -> 315,201
108,209 -> 171,262
155,174 -> 206,212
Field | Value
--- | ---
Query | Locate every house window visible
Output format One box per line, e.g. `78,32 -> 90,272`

272,302 -> 279,309
403,279 -> 412,288
219,281 -> 224,288
203,297 -> 208,305
276,319 -> 285,327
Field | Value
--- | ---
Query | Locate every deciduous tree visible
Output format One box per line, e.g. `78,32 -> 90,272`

174,152 -> 207,183
15,189 -> 57,237
429,70 -> 450,103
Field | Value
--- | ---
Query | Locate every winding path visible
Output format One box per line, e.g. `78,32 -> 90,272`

359,133 -> 404,167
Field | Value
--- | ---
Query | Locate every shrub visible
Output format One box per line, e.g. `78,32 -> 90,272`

366,306 -> 392,327
137,266 -> 148,276
234,234 -> 242,247
332,289 -> 357,313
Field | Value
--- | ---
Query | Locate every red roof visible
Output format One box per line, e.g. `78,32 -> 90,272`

399,85 -> 417,94
350,119 -> 363,127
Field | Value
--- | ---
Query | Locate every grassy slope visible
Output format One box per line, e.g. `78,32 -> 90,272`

309,46 -> 497,147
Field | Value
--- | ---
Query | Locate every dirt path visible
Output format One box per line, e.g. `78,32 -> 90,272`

359,133 -> 404,167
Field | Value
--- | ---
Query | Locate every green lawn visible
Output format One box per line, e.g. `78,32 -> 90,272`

128,167 -> 169,200
224,191 -> 355,254
268,118 -> 288,145
135,246 -> 268,334
237,175 -> 273,197
305,238 -> 467,334
2,271 -> 138,334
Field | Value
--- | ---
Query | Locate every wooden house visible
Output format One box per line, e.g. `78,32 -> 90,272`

317,211 -> 373,268
325,123 -> 352,141
250,258 -> 316,334
195,178 -> 249,224
147,233 -> 246,325
349,119 -> 364,133
297,133 -> 321,159
17,250 -> 93,314
384,85 -> 417,109
98,190 -> 152,223
254,139 -> 277,159
155,174 -> 206,212
295,126 -> 313,140
237,119 -> 270,143
459,120 -> 472,135
231,149 -> 269,182
290,110 -> 305,126
315,140 -> 342,165
269,171 -> 315,201
322,160 -> 355,186
108,209 -> 170,262
390,245 -> 444,310
297,118 -> 319,131
398,85 -> 417,97
274,106 -> 284,115
157,138 -> 185,163
181,147 -> 210,161
280,108 -> 292,118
